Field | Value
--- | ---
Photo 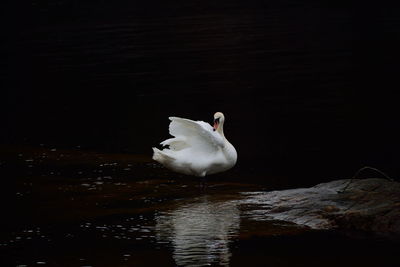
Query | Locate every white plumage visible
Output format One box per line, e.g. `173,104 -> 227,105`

152,112 -> 237,177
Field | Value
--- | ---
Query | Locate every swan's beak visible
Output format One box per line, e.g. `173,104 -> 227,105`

213,118 -> 219,131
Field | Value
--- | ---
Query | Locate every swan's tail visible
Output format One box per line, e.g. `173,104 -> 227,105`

152,147 -> 175,164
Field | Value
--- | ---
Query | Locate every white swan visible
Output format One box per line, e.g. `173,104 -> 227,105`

152,112 -> 237,177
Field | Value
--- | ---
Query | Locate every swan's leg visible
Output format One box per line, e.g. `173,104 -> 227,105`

199,176 -> 207,191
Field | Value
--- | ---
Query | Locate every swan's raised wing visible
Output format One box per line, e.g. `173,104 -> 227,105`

167,117 -> 224,152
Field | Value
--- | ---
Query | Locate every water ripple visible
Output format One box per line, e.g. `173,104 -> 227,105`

155,196 -> 239,267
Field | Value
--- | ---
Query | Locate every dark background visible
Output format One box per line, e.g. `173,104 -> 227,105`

2,0 -> 400,186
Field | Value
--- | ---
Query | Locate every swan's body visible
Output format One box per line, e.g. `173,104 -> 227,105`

152,112 -> 237,177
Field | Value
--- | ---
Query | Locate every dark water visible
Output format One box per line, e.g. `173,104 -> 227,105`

1,146 -> 398,266
3,1 -> 400,181
2,1 -> 400,266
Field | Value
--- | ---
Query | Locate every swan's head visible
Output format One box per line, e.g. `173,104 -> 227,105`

213,112 -> 225,132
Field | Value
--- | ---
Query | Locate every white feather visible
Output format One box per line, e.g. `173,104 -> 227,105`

152,113 -> 237,177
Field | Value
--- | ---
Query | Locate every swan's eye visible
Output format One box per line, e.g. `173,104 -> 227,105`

214,118 -> 220,123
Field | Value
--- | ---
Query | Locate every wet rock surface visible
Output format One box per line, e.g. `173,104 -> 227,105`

240,178 -> 400,237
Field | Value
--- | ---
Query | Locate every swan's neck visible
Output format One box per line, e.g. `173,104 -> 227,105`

217,124 -> 225,137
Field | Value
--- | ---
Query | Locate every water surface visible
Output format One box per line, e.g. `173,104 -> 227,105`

1,146 -> 398,266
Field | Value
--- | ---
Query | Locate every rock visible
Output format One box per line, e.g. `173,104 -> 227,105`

240,178 -> 400,237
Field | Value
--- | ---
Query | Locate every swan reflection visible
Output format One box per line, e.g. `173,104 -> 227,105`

155,196 -> 240,267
